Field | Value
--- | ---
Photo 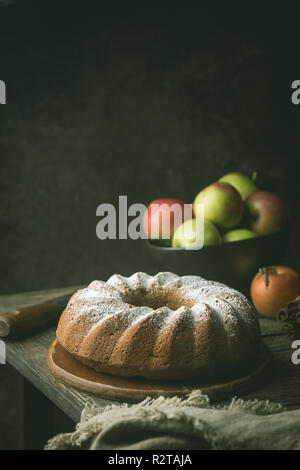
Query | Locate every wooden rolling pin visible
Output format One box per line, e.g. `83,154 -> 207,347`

0,294 -> 74,338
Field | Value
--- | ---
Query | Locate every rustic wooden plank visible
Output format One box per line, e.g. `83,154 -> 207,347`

244,334 -> 300,409
0,286 -> 83,312
259,316 -> 284,337
5,326 -> 117,423
0,287 -> 299,423
263,334 -> 291,354
1,287 -> 118,423
243,373 -> 300,409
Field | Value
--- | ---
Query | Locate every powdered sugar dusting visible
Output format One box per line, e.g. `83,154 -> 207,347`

57,271 -> 262,380
152,272 -> 180,287
127,272 -> 153,289
65,271 -> 258,338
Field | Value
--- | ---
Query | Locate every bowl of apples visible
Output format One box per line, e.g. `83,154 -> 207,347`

145,172 -> 289,295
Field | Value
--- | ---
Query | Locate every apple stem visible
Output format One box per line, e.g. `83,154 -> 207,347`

259,267 -> 270,288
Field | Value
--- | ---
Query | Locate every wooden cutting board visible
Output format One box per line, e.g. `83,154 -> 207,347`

47,339 -> 273,403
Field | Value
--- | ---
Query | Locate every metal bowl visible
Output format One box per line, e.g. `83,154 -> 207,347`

146,230 -> 288,296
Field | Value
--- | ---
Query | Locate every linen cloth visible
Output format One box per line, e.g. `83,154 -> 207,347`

46,390 -> 300,450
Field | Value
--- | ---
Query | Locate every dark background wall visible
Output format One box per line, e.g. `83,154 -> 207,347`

0,2 -> 299,294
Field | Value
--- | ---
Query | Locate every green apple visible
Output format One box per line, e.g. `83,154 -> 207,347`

223,228 -> 257,243
218,172 -> 257,200
193,182 -> 243,229
172,218 -> 221,248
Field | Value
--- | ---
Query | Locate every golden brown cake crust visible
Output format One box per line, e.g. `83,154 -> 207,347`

56,272 -> 262,380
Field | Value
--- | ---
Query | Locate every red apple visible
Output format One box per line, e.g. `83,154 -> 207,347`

143,198 -> 188,240
245,190 -> 287,235
250,266 -> 300,318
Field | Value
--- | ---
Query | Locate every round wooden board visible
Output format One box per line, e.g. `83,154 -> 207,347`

47,339 -> 273,403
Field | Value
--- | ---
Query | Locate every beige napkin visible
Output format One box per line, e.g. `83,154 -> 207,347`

46,391 -> 300,450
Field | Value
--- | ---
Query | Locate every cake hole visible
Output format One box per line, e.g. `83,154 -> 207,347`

124,290 -> 194,310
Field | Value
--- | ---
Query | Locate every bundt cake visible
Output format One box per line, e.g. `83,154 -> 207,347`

56,272 -> 262,380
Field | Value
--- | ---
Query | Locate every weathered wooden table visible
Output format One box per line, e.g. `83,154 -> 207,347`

0,286 -> 299,448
